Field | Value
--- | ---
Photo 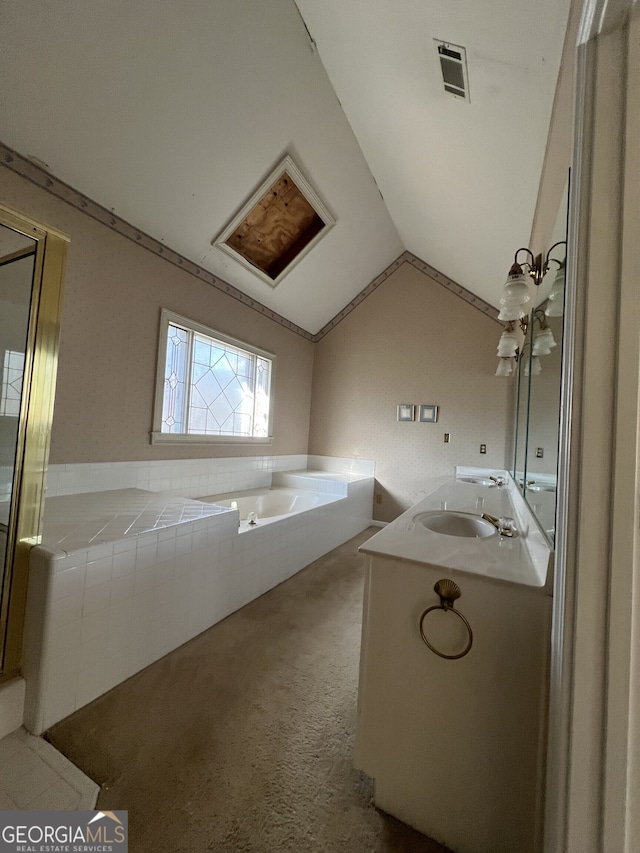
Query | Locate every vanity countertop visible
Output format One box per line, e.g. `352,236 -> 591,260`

360,475 -> 552,590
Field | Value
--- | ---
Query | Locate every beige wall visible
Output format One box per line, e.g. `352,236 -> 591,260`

0,167 -> 314,463
309,263 -> 511,521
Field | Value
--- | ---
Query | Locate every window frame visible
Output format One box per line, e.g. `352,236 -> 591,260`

151,309 -> 276,445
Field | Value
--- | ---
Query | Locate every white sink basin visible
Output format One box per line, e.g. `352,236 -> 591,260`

414,510 -> 497,538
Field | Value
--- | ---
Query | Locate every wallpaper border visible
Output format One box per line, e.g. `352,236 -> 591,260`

312,253 -> 501,341
0,141 -> 314,342
0,140 -> 500,343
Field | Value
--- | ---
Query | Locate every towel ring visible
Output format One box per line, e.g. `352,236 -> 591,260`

419,579 -> 473,660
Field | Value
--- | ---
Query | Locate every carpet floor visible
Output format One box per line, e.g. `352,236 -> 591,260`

47,528 -> 452,853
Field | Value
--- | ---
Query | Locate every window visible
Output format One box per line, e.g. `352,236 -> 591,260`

152,310 -> 274,444
0,350 -> 25,417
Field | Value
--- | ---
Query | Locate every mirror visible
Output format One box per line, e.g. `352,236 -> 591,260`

524,307 -> 564,539
513,333 -> 531,487
512,178 -> 568,545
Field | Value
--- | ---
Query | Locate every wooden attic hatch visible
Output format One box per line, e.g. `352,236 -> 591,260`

213,155 -> 335,287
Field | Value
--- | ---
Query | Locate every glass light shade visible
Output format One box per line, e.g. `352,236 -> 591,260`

497,331 -> 518,358
545,297 -> 564,318
500,272 -> 531,307
498,303 -> 526,321
545,268 -> 565,316
548,267 -> 565,299
495,358 -> 514,377
532,327 -> 556,356
524,355 -> 542,377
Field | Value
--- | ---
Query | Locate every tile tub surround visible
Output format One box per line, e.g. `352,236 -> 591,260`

43,454 -> 310,499
39,488 -> 232,552
22,473 -> 373,734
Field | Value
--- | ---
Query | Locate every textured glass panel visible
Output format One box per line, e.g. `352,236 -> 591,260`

161,324 -> 188,432
237,354 -> 252,378
193,338 -> 211,366
224,350 -> 238,375
223,377 -> 245,410
188,407 -> 207,432
190,385 -> 208,409
214,355 -> 235,389
191,361 -> 209,383
207,392 -> 234,427
237,390 -> 253,415
0,351 -> 25,417
164,322 -> 273,438
233,413 -> 251,436
253,357 -> 271,437
194,369 -> 224,404
209,345 -> 226,367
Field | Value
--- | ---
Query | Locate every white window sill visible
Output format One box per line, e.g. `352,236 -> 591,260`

150,431 -> 274,446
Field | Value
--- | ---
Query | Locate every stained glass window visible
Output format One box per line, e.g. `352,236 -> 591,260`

160,318 -> 273,439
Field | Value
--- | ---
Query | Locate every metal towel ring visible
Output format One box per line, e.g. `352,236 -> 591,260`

419,579 -> 473,660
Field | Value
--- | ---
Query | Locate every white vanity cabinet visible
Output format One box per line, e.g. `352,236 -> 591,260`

354,475 -> 552,853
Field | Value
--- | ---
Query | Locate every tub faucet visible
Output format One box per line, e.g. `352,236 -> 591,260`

489,475 -> 507,487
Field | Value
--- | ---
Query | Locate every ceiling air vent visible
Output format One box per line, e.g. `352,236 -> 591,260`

434,40 -> 470,102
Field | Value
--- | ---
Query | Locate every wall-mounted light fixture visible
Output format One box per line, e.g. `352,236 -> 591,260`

495,241 -> 566,376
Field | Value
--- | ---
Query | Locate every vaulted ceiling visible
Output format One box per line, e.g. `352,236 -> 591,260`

0,0 -> 570,334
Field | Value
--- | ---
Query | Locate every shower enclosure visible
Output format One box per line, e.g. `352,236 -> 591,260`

0,204 -> 67,682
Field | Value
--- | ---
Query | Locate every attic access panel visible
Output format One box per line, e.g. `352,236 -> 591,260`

213,155 -> 335,288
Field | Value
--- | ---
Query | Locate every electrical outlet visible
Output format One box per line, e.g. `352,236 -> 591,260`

536,447 -> 544,458
444,433 -> 450,443
375,493 -> 382,505
480,443 -> 487,454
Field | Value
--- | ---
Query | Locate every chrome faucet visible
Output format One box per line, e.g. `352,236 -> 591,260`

489,475 -> 507,487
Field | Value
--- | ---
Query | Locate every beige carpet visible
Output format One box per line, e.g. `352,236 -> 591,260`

48,528 -> 452,853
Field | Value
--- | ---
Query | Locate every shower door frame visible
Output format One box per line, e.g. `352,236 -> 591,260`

0,204 -> 68,682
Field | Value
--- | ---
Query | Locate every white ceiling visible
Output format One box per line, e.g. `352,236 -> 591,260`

0,0 -> 569,334
295,0 -> 571,311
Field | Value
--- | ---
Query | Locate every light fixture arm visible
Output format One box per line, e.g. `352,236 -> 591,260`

513,247 -> 536,268
545,240 -> 567,267
513,240 -> 567,285
513,247 -> 544,285
532,307 -> 549,328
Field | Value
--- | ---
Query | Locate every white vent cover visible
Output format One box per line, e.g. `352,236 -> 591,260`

434,40 -> 470,102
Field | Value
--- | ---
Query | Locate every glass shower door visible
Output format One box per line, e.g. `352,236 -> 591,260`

0,224 -> 37,672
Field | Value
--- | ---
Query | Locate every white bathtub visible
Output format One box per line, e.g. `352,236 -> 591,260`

23,473 -> 374,733
198,487 -> 336,526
